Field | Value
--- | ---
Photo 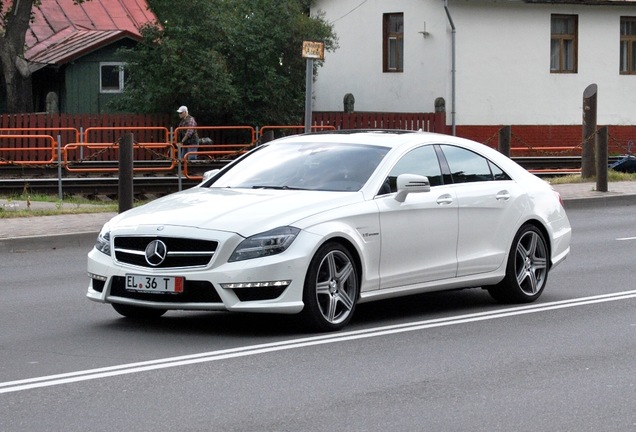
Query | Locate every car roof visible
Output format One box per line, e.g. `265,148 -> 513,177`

272,129 -> 487,152
273,130 -> 441,147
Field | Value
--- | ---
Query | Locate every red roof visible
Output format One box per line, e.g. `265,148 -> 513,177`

22,0 -> 157,71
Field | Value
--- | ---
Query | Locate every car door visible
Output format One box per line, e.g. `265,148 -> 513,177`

376,145 -> 459,289
439,144 -> 522,277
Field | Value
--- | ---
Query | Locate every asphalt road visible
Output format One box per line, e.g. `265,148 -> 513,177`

0,203 -> 634,431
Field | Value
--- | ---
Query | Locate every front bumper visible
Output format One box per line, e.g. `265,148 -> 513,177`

86,230 -> 316,315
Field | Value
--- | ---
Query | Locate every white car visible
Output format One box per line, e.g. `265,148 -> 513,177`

87,130 -> 571,331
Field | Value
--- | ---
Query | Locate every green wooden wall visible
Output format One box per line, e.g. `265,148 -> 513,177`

62,39 -> 136,114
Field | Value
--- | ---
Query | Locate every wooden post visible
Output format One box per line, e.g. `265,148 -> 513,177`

498,126 -> 511,157
118,133 -> 134,213
581,84 -> 597,178
596,126 -> 608,192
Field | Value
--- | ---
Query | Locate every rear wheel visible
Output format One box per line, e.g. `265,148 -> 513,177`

488,224 -> 549,303
302,242 -> 360,332
112,303 -> 167,319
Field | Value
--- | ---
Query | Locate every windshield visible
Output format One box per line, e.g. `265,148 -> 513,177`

209,141 -> 390,191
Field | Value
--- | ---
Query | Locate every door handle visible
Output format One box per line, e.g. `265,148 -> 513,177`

436,194 -> 453,205
496,191 -> 510,201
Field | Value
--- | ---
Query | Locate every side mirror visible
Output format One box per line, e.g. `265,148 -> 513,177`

199,169 -> 220,185
395,174 -> 431,202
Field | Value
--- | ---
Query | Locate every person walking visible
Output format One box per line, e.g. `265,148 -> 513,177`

177,105 -> 199,160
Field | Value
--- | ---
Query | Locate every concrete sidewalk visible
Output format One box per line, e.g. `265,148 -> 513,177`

2,181 -> 636,252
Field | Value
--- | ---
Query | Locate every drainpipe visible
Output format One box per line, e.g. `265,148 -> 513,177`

444,0 -> 456,136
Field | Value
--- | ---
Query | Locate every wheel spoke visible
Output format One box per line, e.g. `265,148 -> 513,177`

337,289 -> 354,311
326,252 -> 338,279
336,261 -> 354,283
532,256 -> 548,271
516,267 -> 527,286
517,242 -> 529,260
527,232 -> 539,256
327,295 -> 338,322
315,280 -> 331,296
526,269 -> 538,294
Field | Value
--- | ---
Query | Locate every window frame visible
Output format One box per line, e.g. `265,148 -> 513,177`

620,16 -> 636,75
383,13 -> 404,73
438,145 -> 511,184
99,62 -> 127,94
550,14 -> 578,74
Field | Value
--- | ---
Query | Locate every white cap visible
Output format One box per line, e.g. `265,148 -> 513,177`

177,106 -> 188,113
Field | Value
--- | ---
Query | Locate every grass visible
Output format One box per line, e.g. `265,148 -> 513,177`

545,170 -> 636,184
0,193 -> 119,218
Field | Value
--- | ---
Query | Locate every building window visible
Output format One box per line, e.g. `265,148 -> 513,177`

100,62 -> 127,93
383,13 -> 404,72
550,15 -> 577,73
620,17 -> 636,74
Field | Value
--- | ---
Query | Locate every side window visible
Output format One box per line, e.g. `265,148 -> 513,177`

441,145 -> 505,184
383,13 -> 404,72
100,62 -> 127,93
382,145 -> 442,193
620,16 -> 636,74
550,14 -> 578,73
489,161 -> 511,181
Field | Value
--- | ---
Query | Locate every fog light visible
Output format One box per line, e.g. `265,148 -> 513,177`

88,272 -> 107,281
221,280 -> 291,289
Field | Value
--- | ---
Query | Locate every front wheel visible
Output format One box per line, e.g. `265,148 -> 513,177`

112,303 -> 167,319
301,242 -> 360,332
487,224 -> 549,303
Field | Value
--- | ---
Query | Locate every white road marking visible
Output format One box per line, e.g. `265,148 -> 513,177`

2,290 -> 636,395
616,236 -> 636,241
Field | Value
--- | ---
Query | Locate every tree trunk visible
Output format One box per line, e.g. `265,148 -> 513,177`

0,0 -> 36,113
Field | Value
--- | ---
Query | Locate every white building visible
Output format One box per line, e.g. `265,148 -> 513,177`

311,0 -> 636,128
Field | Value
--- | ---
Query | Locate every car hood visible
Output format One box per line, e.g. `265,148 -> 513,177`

107,187 -> 361,237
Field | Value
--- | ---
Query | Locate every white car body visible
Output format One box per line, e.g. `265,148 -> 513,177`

87,131 -> 571,330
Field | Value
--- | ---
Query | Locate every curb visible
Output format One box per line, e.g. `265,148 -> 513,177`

562,193 -> 636,209
0,231 -> 98,253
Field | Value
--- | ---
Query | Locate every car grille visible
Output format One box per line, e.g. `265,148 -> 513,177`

109,276 -> 222,303
113,236 -> 218,269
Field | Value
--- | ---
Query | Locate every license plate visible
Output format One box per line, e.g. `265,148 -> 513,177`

125,274 -> 184,294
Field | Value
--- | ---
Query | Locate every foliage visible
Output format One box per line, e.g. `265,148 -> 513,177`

546,170 -> 636,184
111,0 -> 337,127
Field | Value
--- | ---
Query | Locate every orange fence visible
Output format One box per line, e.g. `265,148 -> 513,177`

174,126 -> 257,180
0,128 -> 79,163
63,142 -> 177,173
0,125 -> 259,180
0,134 -> 58,164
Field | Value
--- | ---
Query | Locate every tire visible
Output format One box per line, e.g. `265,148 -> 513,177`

301,242 -> 360,332
112,303 -> 167,319
487,224 -> 549,303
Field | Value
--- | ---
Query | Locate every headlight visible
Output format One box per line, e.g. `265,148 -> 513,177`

229,226 -> 300,262
95,228 -> 111,256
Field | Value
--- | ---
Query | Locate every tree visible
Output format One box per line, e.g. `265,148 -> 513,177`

0,0 -> 37,113
0,0 -> 88,113
112,0 -> 337,126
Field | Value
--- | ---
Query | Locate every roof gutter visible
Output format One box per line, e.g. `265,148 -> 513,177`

444,0 -> 456,136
